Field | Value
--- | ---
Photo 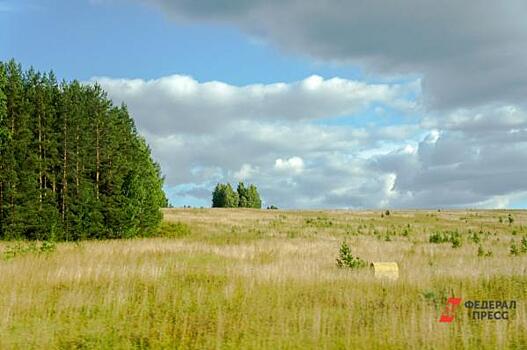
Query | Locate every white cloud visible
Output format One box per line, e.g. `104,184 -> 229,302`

93,74 -> 416,135
91,73 -> 527,209
233,164 -> 258,181
140,0 -> 527,110
274,157 -> 304,174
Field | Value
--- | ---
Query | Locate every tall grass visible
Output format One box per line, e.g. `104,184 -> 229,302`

0,209 -> 526,349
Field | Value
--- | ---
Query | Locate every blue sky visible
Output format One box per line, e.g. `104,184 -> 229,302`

1,0 -> 364,84
2,0 -> 527,209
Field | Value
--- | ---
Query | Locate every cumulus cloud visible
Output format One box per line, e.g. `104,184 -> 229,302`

94,74 -> 414,135
422,105 -> 527,134
137,0 -> 527,110
233,163 -> 258,181
94,72 -> 527,208
85,1 -> 527,208
274,157 -> 304,174
371,125 -> 527,208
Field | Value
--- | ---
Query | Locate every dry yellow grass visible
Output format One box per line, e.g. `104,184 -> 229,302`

0,208 -> 526,349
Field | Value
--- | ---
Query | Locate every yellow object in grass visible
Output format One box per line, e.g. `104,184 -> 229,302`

371,262 -> 399,280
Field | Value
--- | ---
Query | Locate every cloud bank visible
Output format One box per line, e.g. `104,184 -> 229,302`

94,75 -> 527,208
88,1 -> 527,208
138,0 -> 527,111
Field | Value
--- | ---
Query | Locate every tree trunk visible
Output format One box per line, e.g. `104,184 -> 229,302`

38,112 -> 42,207
96,118 -> 100,200
62,113 -> 67,221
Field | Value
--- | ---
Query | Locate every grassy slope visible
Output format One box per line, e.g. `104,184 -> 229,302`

0,208 -> 526,349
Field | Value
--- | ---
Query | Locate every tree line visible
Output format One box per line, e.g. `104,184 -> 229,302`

0,60 -> 167,240
212,182 -> 261,208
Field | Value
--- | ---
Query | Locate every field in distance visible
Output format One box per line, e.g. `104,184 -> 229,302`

1,208 -> 526,349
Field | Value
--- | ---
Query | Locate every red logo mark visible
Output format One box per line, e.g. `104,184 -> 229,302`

439,297 -> 462,323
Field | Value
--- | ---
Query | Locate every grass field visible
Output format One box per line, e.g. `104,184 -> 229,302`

1,208 -> 526,349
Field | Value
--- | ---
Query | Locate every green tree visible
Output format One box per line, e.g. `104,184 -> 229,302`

247,184 -> 262,208
0,60 -> 167,240
0,62 -> 9,237
0,62 -> 8,149
212,183 -> 239,208
237,182 -> 249,207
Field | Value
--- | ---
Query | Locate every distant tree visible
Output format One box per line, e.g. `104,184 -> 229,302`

214,182 -> 263,208
224,183 -> 239,207
212,183 -> 239,208
212,184 -> 221,207
212,184 -> 225,208
232,182 -> 261,208
237,182 -> 249,207
247,184 -> 262,208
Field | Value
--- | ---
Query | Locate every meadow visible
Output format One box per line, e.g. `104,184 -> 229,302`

0,208 -> 526,349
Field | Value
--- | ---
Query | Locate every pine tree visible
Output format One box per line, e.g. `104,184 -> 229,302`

0,61 -> 167,240
224,183 -> 239,208
237,182 -> 249,207
0,62 -> 8,149
0,62 -> 9,237
2,60 -> 26,238
212,183 -> 239,208
247,184 -> 262,208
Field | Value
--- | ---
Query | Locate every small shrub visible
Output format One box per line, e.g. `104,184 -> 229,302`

477,245 -> 484,257
429,231 -> 462,247
336,241 -> 367,269
160,222 -> 192,238
470,232 -> 481,244
521,236 -> 527,253
305,217 -> 333,228
510,241 -> 520,256
429,232 -> 447,243
477,245 -> 492,257
2,240 -> 57,261
451,234 -> 462,248
39,240 -> 57,254
385,210 -> 391,216
508,214 -> 514,225
3,242 -> 35,260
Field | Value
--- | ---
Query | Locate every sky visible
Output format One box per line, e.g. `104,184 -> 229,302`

2,0 -> 527,209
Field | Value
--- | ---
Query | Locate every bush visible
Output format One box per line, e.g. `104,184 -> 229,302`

336,241 -> 367,269
477,245 -> 492,257
158,222 -> 192,238
510,241 -> 520,256
3,240 -> 56,260
451,234 -> 462,248
429,231 -> 462,248
470,231 -> 481,244
521,236 -> 527,253
305,217 -> 333,228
